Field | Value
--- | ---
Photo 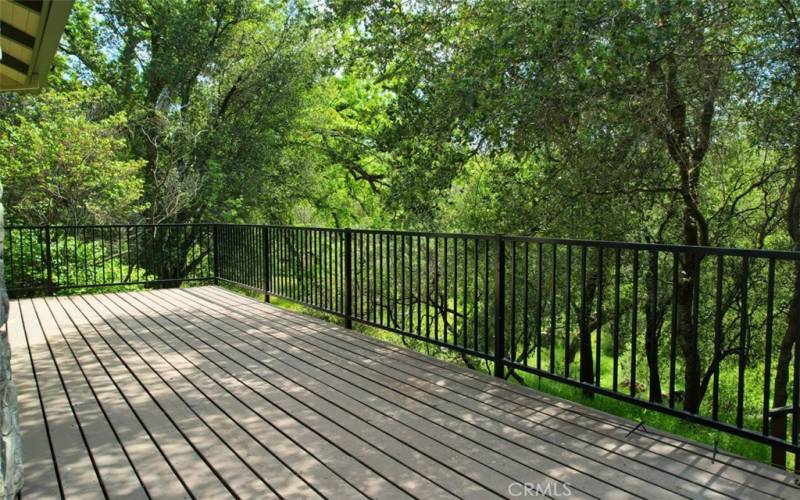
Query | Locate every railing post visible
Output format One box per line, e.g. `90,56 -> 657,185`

213,224 -> 220,285
344,228 -> 353,329
263,225 -> 271,303
44,225 -> 54,296
493,234 -> 506,379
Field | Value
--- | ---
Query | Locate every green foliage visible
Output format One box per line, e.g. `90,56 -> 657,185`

0,89 -> 145,224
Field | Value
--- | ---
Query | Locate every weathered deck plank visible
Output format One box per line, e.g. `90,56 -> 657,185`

8,302 -> 61,500
18,298 -> 106,500
194,286 -> 800,496
7,286 -> 800,499
144,288 -> 673,499
169,287 -> 768,499
188,286 -> 794,499
44,297 -> 190,500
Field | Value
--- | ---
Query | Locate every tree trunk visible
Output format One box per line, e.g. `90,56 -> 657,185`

770,117 -> 800,468
770,273 -> 799,468
578,264 -> 598,395
645,256 -> 664,404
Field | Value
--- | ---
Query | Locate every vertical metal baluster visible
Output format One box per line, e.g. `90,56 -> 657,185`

328,231 -> 334,311
81,227 -> 87,284
268,225 -> 272,302
426,236 -> 431,338
306,229 -> 318,307
379,232 -> 384,325
325,231 -> 330,310
551,244 -> 557,374
493,235 -> 506,379
44,226 -> 53,295
339,231 -> 344,313
283,228 -> 288,298
631,249 -> 639,397
565,245 -> 572,378
713,255 -> 724,419
315,228 -> 320,305
239,226 -> 245,286
523,242 -> 530,366
410,235 -> 414,334
648,250 -> 657,400
473,239 -> 479,352
292,227 -> 296,297
485,240 -> 490,355
409,235 -> 415,334
297,229 -> 302,301
101,226 -> 107,285
321,230 -> 326,308
406,235 -> 413,330
762,259 -> 775,436
613,248 -> 621,391
283,227 -> 288,297
419,235 -> 423,335
373,232 -> 378,323
402,233 -> 407,332
510,241 -> 516,362
536,242 -> 543,370
443,237 -> 448,342
295,228 -> 300,301
737,257 -> 749,428
310,229 -> 315,305
669,253 -> 678,407
62,228 -> 69,288
580,246 -> 588,386
356,233 -> 366,319
110,227 -> 116,285
344,229 -> 353,328
453,237 -> 458,344
691,256 -> 702,413
237,226 -> 242,286
596,247 -> 604,387
317,229 -> 322,306
463,238 -> 467,347
93,226 -> 99,285
435,237 -> 440,341
394,234 -> 398,330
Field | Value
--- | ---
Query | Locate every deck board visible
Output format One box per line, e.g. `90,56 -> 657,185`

193,287 -> 797,494
186,286 -> 790,498
147,288 -> 675,499
44,297 -> 190,500
7,286 -> 799,499
170,288 -> 756,499
8,302 -> 61,500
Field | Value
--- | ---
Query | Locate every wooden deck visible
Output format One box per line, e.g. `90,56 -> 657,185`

7,286 -> 799,500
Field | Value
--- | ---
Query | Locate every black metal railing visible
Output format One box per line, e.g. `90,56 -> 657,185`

5,223 -> 800,466
4,224 -> 215,295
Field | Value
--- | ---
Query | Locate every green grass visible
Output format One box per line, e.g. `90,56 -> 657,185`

223,285 -> 793,470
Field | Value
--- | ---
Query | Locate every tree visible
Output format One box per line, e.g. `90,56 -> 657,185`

60,0 -> 331,282
0,89 -> 145,225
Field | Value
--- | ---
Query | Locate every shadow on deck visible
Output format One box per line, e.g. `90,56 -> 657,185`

7,286 -> 799,499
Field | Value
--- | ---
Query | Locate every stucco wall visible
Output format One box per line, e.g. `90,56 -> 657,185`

0,182 -> 23,498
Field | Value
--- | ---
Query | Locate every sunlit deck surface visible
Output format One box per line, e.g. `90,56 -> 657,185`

8,286 -> 800,499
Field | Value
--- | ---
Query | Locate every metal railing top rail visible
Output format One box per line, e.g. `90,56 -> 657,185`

7,223 -> 799,259
5,223 -> 217,229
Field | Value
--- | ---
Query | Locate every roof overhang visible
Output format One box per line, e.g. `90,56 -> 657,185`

0,0 -> 73,92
